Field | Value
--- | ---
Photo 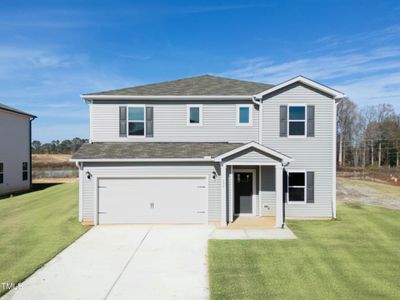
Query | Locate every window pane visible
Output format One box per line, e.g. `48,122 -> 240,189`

239,107 -> 249,123
190,107 -> 200,124
289,172 -> 305,186
0,163 -> 3,172
289,121 -> 305,135
289,187 -> 305,201
22,172 -> 28,181
0,174 -> 3,184
128,107 -> 144,121
128,122 -> 144,136
22,162 -> 28,171
289,106 -> 305,120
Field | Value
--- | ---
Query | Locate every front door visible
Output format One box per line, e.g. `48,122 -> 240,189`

234,172 -> 253,215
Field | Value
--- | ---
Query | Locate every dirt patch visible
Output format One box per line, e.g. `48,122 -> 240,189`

33,178 -> 78,184
337,177 -> 400,210
32,154 -> 74,168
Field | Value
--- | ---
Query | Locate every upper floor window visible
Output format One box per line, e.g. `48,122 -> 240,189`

236,104 -> 252,126
187,105 -> 202,126
22,162 -> 28,181
128,106 -> 145,137
288,105 -> 306,136
0,162 -> 3,184
288,171 -> 306,203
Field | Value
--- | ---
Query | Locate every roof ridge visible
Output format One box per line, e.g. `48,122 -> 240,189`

0,103 -> 36,118
84,74 -> 274,96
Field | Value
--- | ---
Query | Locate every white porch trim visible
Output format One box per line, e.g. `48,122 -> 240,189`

215,141 -> 293,164
220,163 -> 227,227
275,164 -> 284,228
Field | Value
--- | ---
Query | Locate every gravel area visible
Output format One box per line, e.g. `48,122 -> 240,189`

337,177 -> 400,210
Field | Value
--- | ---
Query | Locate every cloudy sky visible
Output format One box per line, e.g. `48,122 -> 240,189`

1,0 -> 399,141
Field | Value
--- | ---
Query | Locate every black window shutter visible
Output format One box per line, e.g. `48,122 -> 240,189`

307,171 -> 315,203
119,106 -> 127,137
146,106 -> 154,137
307,105 -> 315,137
280,105 -> 287,137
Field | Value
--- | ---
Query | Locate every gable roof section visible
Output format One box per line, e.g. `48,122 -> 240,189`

214,142 -> 293,164
0,103 -> 36,118
255,75 -> 346,99
82,75 -> 273,99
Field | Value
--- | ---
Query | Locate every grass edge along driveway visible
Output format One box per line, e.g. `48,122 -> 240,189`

0,182 -> 89,296
209,203 -> 400,299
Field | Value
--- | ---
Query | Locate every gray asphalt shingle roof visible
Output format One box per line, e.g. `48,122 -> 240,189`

85,75 -> 273,96
0,103 -> 36,118
72,142 -> 244,160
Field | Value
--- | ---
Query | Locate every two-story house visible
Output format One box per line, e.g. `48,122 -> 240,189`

0,103 -> 36,196
71,75 -> 345,227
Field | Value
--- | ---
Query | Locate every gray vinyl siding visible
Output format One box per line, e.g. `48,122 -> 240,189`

81,162 -> 221,222
260,166 -> 276,216
262,83 -> 334,217
0,110 -> 31,195
91,100 -> 259,143
223,148 -> 280,165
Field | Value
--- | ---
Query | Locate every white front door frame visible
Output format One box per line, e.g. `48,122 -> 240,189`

233,169 -> 257,217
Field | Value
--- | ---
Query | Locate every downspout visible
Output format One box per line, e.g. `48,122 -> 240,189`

29,116 -> 37,190
332,95 -> 346,219
281,161 -> 290,228
251,96 -> 262,144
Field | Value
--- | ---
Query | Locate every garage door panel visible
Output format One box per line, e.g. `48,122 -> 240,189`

98,177 -> 207,224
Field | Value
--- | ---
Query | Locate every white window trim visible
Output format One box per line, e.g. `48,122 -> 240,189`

287,170 -> 307,204
0,162 -> 3,184
287,104 -> 307,138
236,104 -> 252,126
186,104 -> 203,126
127,105 -> 146,138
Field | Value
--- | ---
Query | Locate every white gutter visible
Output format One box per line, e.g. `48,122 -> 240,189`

251,96 -> 263,144
70,158 -> 215,163
81,95 -> 253,101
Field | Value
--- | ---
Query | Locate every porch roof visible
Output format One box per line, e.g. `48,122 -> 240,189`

71,141 -> 292,164
215,142 -> 293,165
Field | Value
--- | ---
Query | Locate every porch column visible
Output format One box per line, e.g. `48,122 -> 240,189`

229,165 -> 234,223
275,164 -> 284,228
220,163 -> 227,226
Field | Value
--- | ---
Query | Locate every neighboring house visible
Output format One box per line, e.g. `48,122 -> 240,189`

71,75 -> 346,227
0,103 -> 36,196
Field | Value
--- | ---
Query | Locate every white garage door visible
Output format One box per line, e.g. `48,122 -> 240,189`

97,177 -> 207,224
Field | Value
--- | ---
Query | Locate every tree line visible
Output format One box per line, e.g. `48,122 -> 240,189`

32,138 -> 88,154
337,99 -> 400,168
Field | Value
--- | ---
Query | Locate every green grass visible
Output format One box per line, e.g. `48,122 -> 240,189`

209,204 -> 400,299
0,182 -> 89,296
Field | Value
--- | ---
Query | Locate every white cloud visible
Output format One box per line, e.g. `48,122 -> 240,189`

222,25 -> 400,111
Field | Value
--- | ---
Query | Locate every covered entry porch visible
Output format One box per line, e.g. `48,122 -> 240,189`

215,142 -> 293,228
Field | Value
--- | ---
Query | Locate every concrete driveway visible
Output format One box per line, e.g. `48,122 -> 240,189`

4,225 -> 213,300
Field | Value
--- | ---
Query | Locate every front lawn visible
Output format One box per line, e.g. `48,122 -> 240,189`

0,182 -> 89,296
209,203 -> 400,299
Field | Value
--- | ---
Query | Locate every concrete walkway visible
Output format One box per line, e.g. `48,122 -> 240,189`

4,225 -> 213,300
209,228 -> 297,240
